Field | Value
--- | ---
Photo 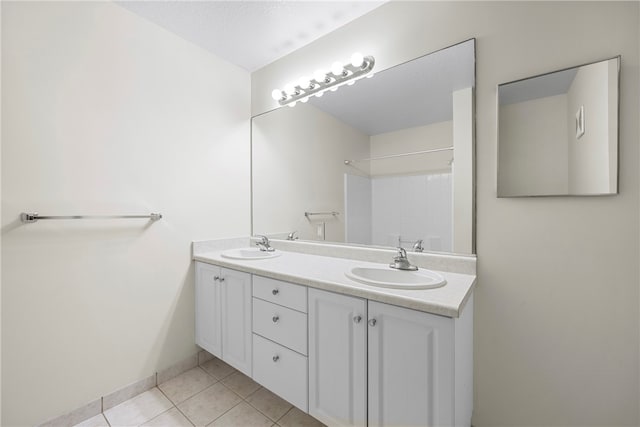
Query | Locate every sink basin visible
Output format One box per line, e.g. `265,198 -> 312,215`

345,267 -> 446,289
221,248 -> 281,260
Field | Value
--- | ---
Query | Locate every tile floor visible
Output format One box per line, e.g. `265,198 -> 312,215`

73,357 -> 325,427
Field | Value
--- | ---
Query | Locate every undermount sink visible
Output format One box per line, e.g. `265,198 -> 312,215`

345,267 -> 446,290
221,248 -> 281,260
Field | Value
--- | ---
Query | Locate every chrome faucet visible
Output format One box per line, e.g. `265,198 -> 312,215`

286,231 -> 298,241
389,247 -> 418,271
255,235 -> 275,252
413,239 -> 424,253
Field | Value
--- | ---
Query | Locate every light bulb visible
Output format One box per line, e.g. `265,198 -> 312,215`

366,72 -> 375,79
288,101 -> 297,108
350,52 -> 364,68
285,84 -> 297,95
271,89 -> 282,101
298,76 -> 311,89
300,97 -> 309,103
331,61 -> 344,75
330,87 -> 338,92
347,80 -> 356,86
315,91 -> 324,98
313,70 -> 326,83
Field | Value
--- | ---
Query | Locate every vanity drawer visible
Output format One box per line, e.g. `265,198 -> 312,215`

253,334 -> 308,412
253,297 -> 307,355
253,275 -> 307,313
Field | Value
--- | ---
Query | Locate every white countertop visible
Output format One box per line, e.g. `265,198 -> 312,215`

194,248 -> 476,318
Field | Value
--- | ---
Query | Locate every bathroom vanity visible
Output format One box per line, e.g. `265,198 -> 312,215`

193,242 -> 475,427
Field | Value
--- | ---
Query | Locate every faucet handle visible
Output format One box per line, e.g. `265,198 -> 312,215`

254,235 -> 269,244
396,247 -> 407,258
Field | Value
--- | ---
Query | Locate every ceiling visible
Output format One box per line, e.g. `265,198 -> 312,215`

117,1 -> 386,72
499,67 -> 578,106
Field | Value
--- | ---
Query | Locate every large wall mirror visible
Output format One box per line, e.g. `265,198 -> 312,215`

497,56 -> 620,197
252,39 -> 476,255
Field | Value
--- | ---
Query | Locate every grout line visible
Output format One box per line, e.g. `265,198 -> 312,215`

207,399 -> 245,425
243,390 -> 290,423
155,388 -> 195,427
196,365 -> 220,383
275,406 -> 294,424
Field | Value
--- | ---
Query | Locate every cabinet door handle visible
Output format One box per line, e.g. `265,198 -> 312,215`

272,355 -> 280,362
272,315 -> 280,323
213,276 -> 220,282
353,315 -> 362,324
368,318 -> 377,327
219,277 -> 225,282
272,289 -> 279,295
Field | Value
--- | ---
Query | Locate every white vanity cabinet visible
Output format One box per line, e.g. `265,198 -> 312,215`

308,288 -> 474,427
195,262 -> 252,376
195,259 -> 473,427
368,301 -> 454,427
308,288 -> 367,427
252,276 -> 309,412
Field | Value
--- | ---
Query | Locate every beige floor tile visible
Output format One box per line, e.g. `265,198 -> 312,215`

159,367 -> 217,404
200,357 -> 236,380
245,387 -> 292,422
104,388 -> 173,426
277,408 -> 326,427
208,402 -> 272,427
221,371 -> 261,398
177,382 -> 242,426
142,407 -> 194,427
72,414 -> 109,427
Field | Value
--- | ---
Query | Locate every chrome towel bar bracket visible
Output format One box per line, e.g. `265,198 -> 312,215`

304,211 -> 339,219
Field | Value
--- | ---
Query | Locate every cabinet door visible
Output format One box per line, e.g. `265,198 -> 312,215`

195,262 -> 222,358
368,301 -> 454,427
221,267 -> 252,376
308,288 -> 367,427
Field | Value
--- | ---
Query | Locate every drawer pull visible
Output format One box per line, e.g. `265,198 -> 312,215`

272,289 -> 279,295
213,276 -> 220,281
272,315 -> 280,323
219,277 -> 225,282
353,315 -> 362,324
272,355 -> 280,362
368,318 -> 377,327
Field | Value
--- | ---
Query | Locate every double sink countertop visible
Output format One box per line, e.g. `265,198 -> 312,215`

193,241 -> 476,318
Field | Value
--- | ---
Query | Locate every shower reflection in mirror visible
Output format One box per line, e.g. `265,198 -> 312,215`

497,56 -> 620,197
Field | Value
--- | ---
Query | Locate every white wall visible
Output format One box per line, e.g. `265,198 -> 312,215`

252,2 -> 640,425
1,2 -> 250,425
252,102 -> 369,242
369,121 -> 453,176
452,87 -> 474,254
499,94 -> 569,195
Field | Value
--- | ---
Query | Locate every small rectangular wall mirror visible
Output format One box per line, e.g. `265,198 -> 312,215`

252,39 -> 476,254
497,56 -> 620,197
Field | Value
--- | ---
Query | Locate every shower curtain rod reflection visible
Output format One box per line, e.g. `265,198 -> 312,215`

344,147 -> 453,165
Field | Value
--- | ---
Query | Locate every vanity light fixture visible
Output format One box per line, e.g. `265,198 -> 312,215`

271,52 -> 375,107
